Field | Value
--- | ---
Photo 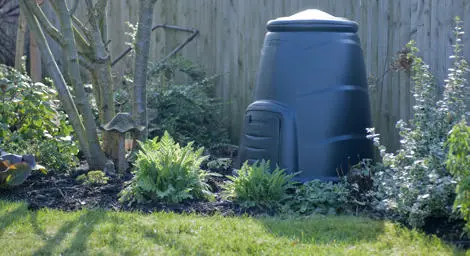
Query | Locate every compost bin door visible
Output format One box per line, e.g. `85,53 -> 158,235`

238,111 -> 281,168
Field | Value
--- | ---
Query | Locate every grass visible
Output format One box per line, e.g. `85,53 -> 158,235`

0,200 -> 464,255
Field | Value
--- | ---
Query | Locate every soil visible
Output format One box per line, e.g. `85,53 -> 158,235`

0,158 -> 270,217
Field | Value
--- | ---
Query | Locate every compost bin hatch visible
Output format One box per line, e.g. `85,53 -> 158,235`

267,9 -> 358,32
237,9 -> 373,182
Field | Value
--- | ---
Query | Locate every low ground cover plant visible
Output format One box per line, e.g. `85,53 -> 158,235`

119,131 -> 214,205
76,170 -> 109,186
283,179 -> 350,215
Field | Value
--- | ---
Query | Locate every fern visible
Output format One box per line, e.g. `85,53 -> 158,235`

119,131 -> 214,205
222,160 -> 297,209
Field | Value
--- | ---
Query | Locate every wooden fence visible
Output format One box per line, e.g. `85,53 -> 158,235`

5,0 -> 470,150
102,0 -> 470,150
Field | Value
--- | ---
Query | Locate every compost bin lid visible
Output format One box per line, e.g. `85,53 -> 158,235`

267,9 -> 358,32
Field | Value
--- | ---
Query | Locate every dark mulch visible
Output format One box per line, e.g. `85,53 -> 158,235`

1,169 -> 122,212
0,157 -> 270,217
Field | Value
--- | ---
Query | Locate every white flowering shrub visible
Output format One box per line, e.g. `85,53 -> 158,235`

368,18 -> 468,228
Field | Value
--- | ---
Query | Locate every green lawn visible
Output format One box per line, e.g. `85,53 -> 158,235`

0,200 -> 464,255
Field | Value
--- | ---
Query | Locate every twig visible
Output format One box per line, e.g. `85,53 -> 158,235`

69,0 -> 79,16
111,24 -> 199,66
22,0 -> 65,46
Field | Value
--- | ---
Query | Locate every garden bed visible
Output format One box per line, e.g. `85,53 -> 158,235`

0,160 -> 270,217
1,164 -> 468,250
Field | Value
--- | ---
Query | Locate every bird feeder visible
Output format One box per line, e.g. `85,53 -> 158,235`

101,112 -> 144,174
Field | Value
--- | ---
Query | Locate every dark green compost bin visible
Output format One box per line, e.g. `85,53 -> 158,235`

236,9 -> 373,182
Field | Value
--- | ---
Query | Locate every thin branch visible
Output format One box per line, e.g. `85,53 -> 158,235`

79,55 -> 94,71
73,25 -> 94,58
23,0 -> 65,46
84,0 -> 98,30
111,24 -> 199,66
69,0 -> 79,16
72,15 -> 93,43
95,0 -> 107,25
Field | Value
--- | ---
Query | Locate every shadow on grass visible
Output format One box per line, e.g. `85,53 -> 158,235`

31,210 -> 109,255
258,215 -> 385,245
0,201 -> 29,236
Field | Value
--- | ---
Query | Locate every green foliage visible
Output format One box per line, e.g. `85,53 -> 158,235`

283,179 -> 350,215
0,65 -> 78,172
119,131 -> 213,204
222,160 -> 297,209
76,170 -> 109,186
446,120 -> 470,233
368,19 -> 468,228
35,139 -> 79,173
206,157 -> 232,172
145,56 -> 229,149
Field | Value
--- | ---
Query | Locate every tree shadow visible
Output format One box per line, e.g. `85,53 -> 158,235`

31,210 -> 108,255
0,201 -> 29,236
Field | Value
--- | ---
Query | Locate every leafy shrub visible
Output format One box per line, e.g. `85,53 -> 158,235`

146,56 -> 229,149
282,179 -> 349,215
76,170 -> 109,186
446,120 -> 470,233
119,131 -> 214,205
206,157 -> 232,173
222,160 -> 297,209
368,19 -> 467,228
0,65 -> 78,172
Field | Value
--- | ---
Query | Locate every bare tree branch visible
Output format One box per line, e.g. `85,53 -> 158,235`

73,25 -> 94,60
112,24 -> 199,66
95,0 -> 107,26
79,55 -> 94,71
23,0 -> 65,46
69,0 -> 79,16
84,0 -> 108,62
72,15 -> 94,43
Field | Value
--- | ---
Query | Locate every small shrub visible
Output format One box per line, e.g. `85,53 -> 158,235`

222,160 -> 297,209
119,131 -> 213,205
0,65 -> 78,172
76,170 -> 109,186
146,56 -> 230,149
283,179 -> 349,215
446,120 -> 470,233
206,157 -> 232,173
368,18 -> 467,228
36,139 -> 79,172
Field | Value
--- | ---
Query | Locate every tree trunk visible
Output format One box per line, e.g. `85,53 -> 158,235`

132,0 -> 158,142
29,32 -> 42,82
19,0 -> 93,166
55,0 -> 106,169
15,12 -> 27,71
